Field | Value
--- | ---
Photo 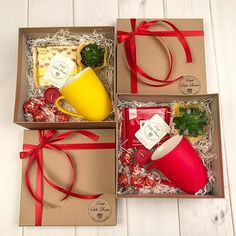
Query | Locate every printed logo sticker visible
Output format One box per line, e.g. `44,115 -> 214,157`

88,199 -> 112,222
178,76 -> 201,95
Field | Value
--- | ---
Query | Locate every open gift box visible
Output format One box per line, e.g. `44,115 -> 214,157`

19,129 -> 116,226
14,26 -> 116,129
116,94 -> 224,198
117,18 -> 207,95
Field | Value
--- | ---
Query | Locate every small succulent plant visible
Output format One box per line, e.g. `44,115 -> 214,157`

173,107 -> 207,137
81,44 -> 105,67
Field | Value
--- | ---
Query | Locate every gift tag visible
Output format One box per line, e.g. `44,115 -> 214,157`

43,53 -> 76,88
135,114 -> 170,150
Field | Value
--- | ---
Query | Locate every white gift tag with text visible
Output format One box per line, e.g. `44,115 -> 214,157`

135,114 -> 170,150
43,53 -> 76,88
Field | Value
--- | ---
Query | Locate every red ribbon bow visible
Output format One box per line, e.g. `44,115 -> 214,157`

117,19 -> 204,93
20,129 -> 115,226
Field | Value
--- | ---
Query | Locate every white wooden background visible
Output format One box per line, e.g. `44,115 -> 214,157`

0,0 -> 235,235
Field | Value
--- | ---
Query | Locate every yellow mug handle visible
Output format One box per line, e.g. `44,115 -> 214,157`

55,96 -> 85,119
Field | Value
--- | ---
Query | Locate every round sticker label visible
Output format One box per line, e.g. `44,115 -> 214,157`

88,199 -> 112,222
178,76 -> 201,95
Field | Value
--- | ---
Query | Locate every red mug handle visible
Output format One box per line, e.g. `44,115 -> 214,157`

148,162 -> 178,188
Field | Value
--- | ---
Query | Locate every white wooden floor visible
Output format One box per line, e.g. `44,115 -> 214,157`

0,0 -> 235,235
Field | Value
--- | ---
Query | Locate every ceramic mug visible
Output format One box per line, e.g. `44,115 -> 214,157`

55,67 -> 112,121
150,135 -> 208,193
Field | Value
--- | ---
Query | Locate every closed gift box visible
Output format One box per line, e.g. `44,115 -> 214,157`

117,18 -> 207,95
19,129 -> 116,226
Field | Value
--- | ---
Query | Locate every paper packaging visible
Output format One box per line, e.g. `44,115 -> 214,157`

14,26 -> 115,129
19,129 -> 116,226
121,107 -> 171,149
117,19 -> 207,95
116,94 -> 224,198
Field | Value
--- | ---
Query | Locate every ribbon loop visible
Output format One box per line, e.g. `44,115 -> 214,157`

117,19 -> 203,93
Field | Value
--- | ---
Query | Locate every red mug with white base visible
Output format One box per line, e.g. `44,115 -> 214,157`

150,135 -> 208,194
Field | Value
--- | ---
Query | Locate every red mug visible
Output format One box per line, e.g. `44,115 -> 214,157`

150,135 -> 208,193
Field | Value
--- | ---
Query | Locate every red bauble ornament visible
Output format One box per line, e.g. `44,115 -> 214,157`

55,111 -> 70,122
130,164 -> 143,175
145,176 -> 157,188
33,109 -> 47,122
118,173 -> 129,187
120,151 -> 133,166
36,96 -> 47,108
23,99 -> 40,114
130,176 -> 145,189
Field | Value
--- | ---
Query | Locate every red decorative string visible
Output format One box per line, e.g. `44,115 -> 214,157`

117,19 -> 204,93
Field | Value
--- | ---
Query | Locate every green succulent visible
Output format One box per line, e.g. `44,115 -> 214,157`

173,107 -> 207,137
81,44 -> 105,67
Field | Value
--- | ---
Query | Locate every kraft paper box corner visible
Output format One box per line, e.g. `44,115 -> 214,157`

14,26 -> 116,129
19,129 -> 116,226
117,18 -> 207,95
116,94 -> 224,199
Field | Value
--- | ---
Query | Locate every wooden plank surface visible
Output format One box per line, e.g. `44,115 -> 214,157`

0,0 -> 235,235
0,0 -> 27,236
210,0 -> 236,233
165,0 -> 234,235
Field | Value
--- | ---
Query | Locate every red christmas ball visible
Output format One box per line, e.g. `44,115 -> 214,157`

130,176 -> 145,189
55,111 -> 70,122
36,96 -> 47,108
145,176 -> 157,188
33,109 -> 47,122
120,151 -> 133,166
23,99 -> 40,114
118,173 -> 129,187
130,164 -> 143,175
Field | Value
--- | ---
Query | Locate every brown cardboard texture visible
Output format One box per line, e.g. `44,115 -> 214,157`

19,129 -> 116,226
14,27 -> 116,129
117,19 -> 207,95
116,94 -> 224,198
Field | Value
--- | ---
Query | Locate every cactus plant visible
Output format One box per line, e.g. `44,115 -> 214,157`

80,43 -> 105,68
173,107 -> 207,137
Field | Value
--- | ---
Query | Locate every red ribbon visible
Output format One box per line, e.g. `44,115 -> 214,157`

117,19 -> 204,93
20,130 -> 115,226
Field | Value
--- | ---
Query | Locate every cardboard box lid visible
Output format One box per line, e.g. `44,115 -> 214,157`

117,18 -> 207,95
19,129 -> 116,226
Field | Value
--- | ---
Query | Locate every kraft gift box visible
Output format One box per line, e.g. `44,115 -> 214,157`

117,18 -> 207,95
116,94 -> 224,199
14,26 -> 116,129
19,129 -> 116,226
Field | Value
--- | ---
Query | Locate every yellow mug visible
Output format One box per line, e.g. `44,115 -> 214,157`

55,67 -> 112,121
